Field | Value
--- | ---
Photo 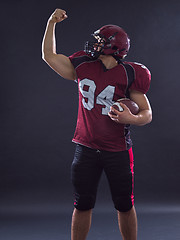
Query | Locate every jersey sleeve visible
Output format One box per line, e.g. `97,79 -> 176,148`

69,51 -> 89,69
128,62 -> 151,94
69,51 -> 93,81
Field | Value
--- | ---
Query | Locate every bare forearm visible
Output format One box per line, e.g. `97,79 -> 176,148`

42,20 -> 57,59
130,109 -> 152,126
108,105 -> 152,126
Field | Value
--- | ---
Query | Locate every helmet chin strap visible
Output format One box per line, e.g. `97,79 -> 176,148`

112,55 -> 122,64
92,51 -> 102,58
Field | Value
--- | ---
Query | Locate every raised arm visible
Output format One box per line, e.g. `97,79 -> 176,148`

42,9 -> 76,80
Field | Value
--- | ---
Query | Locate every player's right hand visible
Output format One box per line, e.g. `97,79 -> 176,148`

49,9 -> 68,23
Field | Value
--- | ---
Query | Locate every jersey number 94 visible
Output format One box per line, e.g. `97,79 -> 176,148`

79,78 -> 115,115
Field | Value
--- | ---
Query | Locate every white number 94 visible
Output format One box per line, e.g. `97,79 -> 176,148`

79,78 -> 115,115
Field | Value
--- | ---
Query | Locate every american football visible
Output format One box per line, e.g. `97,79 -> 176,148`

110,98 -> 139,115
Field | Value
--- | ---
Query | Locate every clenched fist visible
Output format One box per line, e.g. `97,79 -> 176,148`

49,9 -> 68,23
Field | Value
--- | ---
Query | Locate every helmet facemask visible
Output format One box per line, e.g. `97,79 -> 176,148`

84,34 -> 106,58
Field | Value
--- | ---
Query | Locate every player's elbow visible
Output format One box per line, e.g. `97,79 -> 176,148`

147,108 -> 152,123
42,47 -> 56,62
135,109 -> 152,126
148,112 -> 152,123
42,55 -> 50,65
42,52 -> 46,61
142,110 -> 152,126
144,115 -> 152,126
42,51 -> 49,62
42,52 -> 53,63
42,47 -> 48,61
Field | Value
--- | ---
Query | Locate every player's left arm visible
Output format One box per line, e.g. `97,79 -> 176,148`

108,90 -> 152,126
128,90 -> 152,126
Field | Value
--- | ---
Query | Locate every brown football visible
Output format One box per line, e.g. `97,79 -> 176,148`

110,98 -> 139,115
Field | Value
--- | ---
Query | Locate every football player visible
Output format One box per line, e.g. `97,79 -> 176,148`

42,8 -> 152,240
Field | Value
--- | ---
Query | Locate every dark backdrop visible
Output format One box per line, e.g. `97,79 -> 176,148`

0,0 -> 180,210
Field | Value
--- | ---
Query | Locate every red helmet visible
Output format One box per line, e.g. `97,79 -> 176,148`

85,24 -> 130,58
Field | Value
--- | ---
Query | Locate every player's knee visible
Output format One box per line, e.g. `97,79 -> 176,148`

73,193 -> 96,211
113,196 -> 133,212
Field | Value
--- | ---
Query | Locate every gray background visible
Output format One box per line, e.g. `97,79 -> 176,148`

1,0 -> 180,212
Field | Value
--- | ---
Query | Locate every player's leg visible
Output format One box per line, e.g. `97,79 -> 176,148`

104,147 -> 137,240
71,208 -> 92,240
117,205 -> 137,240
71,144 -> 103,240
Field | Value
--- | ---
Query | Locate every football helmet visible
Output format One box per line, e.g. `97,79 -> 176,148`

85,24 -> 130,59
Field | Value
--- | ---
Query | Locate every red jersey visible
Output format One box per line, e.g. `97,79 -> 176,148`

69,51 -> 151,152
